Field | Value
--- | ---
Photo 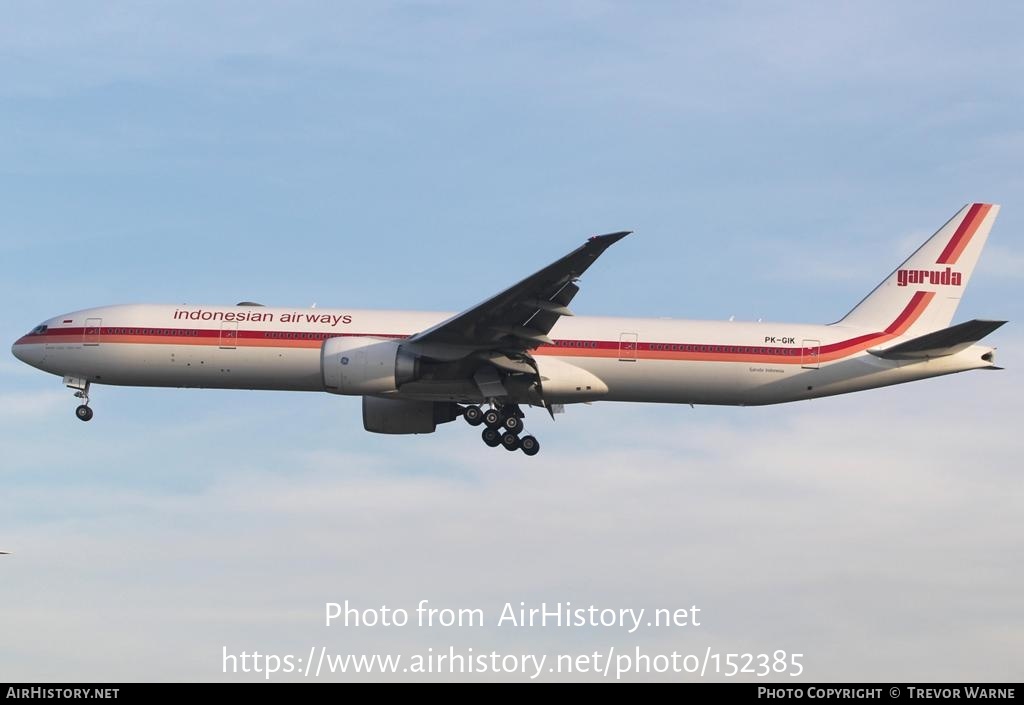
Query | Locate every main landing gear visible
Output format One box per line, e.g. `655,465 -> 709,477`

463,404 -> 540,456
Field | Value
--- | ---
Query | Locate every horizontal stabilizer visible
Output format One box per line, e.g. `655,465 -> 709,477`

868,319 -> 1006,360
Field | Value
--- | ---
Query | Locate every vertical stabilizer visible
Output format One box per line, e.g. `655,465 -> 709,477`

836,203 -> 999,337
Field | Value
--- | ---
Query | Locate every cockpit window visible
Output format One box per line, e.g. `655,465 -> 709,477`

30,324 -> 48,335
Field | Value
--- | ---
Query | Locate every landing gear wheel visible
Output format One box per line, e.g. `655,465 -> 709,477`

501,431 -> 521,451
482,427 -> 501,447
503,414 -> 523,434
464,405 -> 483,426
75,405 -> 94,422
520,435 -> 539,456
483,409 -> 502,428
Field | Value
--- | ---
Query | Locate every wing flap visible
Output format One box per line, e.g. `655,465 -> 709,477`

868,319 -> 1007,360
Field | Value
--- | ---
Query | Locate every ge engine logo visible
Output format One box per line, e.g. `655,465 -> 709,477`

340,357 -> 349,365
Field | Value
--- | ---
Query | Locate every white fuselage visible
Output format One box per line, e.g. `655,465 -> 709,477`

11,303 -> 994,407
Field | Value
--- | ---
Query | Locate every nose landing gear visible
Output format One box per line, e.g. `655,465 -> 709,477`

464,404 -> 540,456
66,378 -> 93,422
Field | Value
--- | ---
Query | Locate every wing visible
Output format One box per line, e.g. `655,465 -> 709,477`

407,231 -> 630,353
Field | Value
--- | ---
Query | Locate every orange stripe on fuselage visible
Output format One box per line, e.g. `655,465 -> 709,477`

18,292 -> 936,366
537,346 -> 804,365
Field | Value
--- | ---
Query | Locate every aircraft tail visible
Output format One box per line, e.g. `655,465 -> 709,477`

835,203 -> 1000,337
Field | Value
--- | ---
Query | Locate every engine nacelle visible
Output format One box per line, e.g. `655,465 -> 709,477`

362,397 -> 462,434
321,337 -> 419,395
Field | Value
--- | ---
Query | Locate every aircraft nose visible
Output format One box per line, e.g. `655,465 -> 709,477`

11,337 -> 40,367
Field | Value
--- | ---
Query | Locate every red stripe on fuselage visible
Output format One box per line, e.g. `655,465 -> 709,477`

15,292 -> 936,366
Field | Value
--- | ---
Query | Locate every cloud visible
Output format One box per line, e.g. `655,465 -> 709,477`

977,245 -> 1024,279
1,351 -> 1020,681
0,390 -> 67,421
1,0 -> 1022,683
2,2 -> 1021,118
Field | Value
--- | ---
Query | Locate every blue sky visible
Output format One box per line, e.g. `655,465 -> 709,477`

1,2 -> 1022,681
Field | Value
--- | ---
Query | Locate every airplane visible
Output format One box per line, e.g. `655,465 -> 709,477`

11,203 -> 1005,456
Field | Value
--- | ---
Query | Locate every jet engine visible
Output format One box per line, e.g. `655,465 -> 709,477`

362,397 -> 462,434
321,337 -> 420,395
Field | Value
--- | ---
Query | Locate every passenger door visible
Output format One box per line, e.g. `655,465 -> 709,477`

619,332 -> 638,362
219,321 -> 238,350
801,339 -> 821,369
83,318 -> 102,346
